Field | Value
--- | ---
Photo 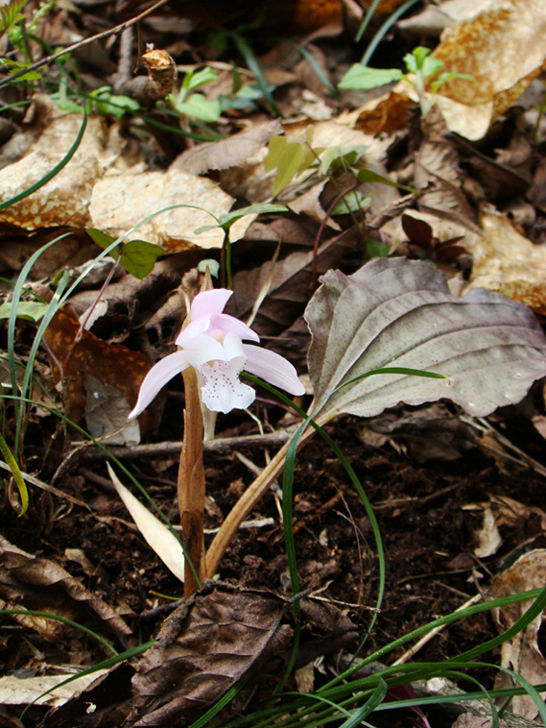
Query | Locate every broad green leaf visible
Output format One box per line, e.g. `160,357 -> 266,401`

338,64 -> 402,90
86,229 -> 162,278
86,227 -> 116,251
175,94 -> 221,122
120,240 -> 163,279
305,258 -> 546,422
0,301 -> 48,321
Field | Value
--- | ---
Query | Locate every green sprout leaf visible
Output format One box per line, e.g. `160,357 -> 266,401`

265,132 -> 323,196
0,301 -> 49,321
87,229 -> 163,279
338,64 -> 402,90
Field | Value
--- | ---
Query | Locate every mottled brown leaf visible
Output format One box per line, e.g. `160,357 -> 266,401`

0,534 -> 131,644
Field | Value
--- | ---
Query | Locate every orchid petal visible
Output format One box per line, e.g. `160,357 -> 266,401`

212,313 -> 260,342
243,345 -> 306,396
175,316 -> 211,346
199,357 -> 255,413
182,334 -> 229,368
190,289 -> 232,319
128,350 -> 189,419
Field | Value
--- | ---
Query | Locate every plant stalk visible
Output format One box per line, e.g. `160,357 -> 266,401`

178,367 -> 206,597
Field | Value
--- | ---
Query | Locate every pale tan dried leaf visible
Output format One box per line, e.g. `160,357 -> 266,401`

174,120 -> 282,175
464,211 -> 546,314
491,549 -> 546,720
107,463 -> 185,583
431,0 -> 546,139
89,167 -> 245,252
473,504 -> 502,558
0,534 -> 131,641
451,714 -> 508,728
0,671 -> 108,708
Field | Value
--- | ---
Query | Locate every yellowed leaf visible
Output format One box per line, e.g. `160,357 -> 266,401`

464,211 -> 546,314
432,0 -> 546,139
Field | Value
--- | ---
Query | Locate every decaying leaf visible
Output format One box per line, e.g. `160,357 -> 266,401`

305,258 -> 546,422
464,211 -> 546,315
431,0 -> 546,139
41,583 -> 358,727
174,120 -> 282,175
43,307 -> 153,441
491,549 -> 546,720
0,671 -> 108,709
0,534 -> 131,644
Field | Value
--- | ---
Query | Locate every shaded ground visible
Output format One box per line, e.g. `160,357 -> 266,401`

2,405 -> 545,725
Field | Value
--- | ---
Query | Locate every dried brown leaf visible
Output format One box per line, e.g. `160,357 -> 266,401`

464,211 -> 546,315
0,534 -> 131,643
174,120 -> 282,176
491,550 -> 546,720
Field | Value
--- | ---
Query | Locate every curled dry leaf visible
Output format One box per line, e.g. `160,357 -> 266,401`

43,307 -> 153,441
0,534 -> 131,644
305,258 -> 546,422
174,120 -> 282,176
491,549 -> 546,720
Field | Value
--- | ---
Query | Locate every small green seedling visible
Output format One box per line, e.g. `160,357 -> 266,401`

339,46 -> 474,115
86,229 -> 163,280
167,66 -> 221,124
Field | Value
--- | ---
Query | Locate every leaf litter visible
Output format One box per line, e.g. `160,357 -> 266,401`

0,0 -> 545,725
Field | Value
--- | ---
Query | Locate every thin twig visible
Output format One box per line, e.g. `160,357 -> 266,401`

81,429 -> 295,459
392,593 -> 482,665
0,0 -> 172,90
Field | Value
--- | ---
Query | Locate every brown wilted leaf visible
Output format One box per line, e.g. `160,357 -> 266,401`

464,211 -> 546,315
491,549 -> 546,720
43,306 -> 153,440
0,534 -> 131,644
174,120 -> 282,176
125,584 -> 291,726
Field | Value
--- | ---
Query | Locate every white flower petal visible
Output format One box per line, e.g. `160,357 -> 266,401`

213,313 -> 260,342
242,345 -> 306,396
199,357 -> 255,413
190,289 -> 232,319
182,334 -> 228,368
129,350 -> 189,419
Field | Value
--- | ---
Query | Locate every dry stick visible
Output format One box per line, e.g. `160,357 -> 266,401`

0,0 -> 172,90
205,423 -> 317,578
178,367 -> 206,598
392,593 -> 482,666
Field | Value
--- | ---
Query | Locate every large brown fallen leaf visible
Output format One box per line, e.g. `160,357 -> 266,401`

41,584 -> 358,727
0,104 -> 249,252
43,306 -> 153,443
464,211 -> 546,315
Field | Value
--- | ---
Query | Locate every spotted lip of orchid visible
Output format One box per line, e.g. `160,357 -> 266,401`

129,288 -> 306,418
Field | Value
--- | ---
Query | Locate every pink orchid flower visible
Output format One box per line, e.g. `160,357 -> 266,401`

129,289 -> 305,418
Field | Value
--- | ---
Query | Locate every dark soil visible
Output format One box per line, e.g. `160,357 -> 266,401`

2,406 -> 545,725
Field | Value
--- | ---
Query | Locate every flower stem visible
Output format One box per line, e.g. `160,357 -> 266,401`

178,367 -> 206,597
